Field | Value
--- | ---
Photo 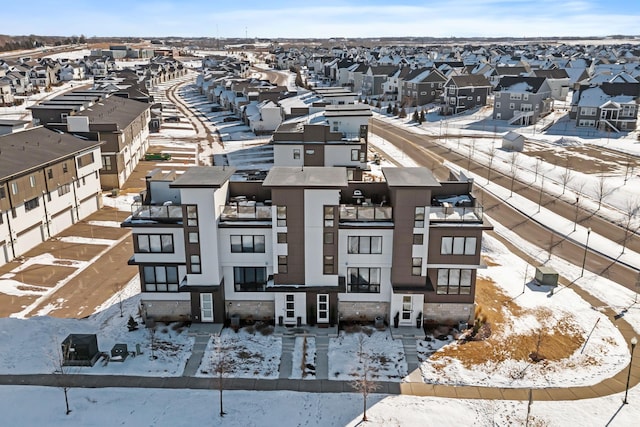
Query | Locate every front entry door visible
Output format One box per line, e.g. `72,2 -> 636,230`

400,295 -> 413,326
317,294 -> 329,324
200,293 -> 214,322
284,294 -> 296,324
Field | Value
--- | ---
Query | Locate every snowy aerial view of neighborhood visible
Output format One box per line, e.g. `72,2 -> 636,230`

2,0 -> 640,426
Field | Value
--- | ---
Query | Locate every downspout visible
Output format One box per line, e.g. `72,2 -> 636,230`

71,177 -> 79,222
4,211 -> 16,259
41,190 -> 51,239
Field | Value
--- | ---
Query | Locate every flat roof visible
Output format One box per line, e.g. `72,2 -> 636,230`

263,167 -> 348,188
170,166 -> 236,188
382,167 -> 441,187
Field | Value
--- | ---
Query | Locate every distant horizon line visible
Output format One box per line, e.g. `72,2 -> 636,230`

3,34 -> 640,41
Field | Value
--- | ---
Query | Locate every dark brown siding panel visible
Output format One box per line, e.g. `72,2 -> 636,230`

303,144 -> 324,167
390,187 -> 431,288
272,188 -> 305,284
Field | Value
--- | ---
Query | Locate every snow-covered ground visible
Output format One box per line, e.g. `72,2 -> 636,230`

329,329 -> 408,381
2,386 -> 638,427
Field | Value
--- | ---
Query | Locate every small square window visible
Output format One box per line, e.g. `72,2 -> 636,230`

277,232 -> 287,244
413,234 -> 423,245
324,232 -> 334,244
412,257 -> 422,276
188,232 -> 199,244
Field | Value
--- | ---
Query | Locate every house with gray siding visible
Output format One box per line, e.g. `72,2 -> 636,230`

492,76 -> 553,125
570,83 -> 639,132
441,75 -> 492,115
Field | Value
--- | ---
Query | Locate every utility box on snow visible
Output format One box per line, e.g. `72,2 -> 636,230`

535,266 -> 558,287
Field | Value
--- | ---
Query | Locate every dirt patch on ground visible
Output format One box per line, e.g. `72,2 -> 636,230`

13,264 -> 77,288
431,277 -> 584,367
57,221 -> 128,240
524,143 -> 640,175
25,239 -> 108,261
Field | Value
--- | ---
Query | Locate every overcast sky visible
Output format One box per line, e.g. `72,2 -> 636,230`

3,0 -> 639,39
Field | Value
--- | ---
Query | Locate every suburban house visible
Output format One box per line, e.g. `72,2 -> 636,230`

570,83 -> 639,132
0,127 -> 103,267
531,69 -> 571,101
29,91 -> 151,189
122,165 -> 491,328
493,76 -> 554,125
400,68 -> 447,107
362,65 -> 397,98
441,75 -> 492,115
271,104 -> 372,180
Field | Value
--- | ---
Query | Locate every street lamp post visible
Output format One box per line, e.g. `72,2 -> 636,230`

623,336 -> 637,404
581,227 -> 592,277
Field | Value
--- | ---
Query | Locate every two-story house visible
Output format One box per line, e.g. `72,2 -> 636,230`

122,165 -> 491,327
493,76 -> 554,125
570,83 -> 639,132
441,75 -> 492,115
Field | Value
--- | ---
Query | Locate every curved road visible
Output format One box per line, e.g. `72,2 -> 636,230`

371,119 -> 639,292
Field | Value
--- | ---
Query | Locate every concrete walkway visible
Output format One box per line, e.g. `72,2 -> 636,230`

181,323 -> 222,377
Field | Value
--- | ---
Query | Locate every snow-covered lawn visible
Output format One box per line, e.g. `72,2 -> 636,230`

3,386 -> 638,427
291,336 -> 316,379
197,327 -> 282,379
329,329 -> 407,381
417,233 -> 630,388
0,286 -> 193,377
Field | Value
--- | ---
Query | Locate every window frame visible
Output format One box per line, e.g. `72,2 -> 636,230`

436,268 -> 472,295
347,236 -> 382,254
143,265 -> 180,292
136,233 -> 175,253
347,267 -> 381,293
233,266 -> 267,292
230,235 -> 266,253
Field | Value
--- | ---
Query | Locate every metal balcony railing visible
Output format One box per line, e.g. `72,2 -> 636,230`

339,205 -> 392,222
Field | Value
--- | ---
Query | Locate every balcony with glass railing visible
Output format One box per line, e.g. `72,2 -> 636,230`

339,204 -> 393,222
220,203 -> 272,221
130,202 -> 183,223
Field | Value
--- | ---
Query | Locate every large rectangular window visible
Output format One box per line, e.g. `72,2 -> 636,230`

348,236 -> 382,254
230,235 -> 265,253
440,236 -> 477,255
143,265 -> 179,292
234,267 -> 267,292
347,267 -> 381,293
58,184 -> 71,196
436,268 -> 472,295
136,234 -> 174,253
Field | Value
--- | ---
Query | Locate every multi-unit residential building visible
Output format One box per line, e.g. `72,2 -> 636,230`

29,92 -> 151,189
441,75 -> 492,115
0,127 -> 103,266
493,76 -> 554,125
122,165 -> 491,328
570,81 -> 640,132
271,104 -> 371,181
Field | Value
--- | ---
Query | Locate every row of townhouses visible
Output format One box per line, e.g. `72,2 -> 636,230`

0,55 -> 189,267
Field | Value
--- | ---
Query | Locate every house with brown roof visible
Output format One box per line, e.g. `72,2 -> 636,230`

0,127 -> 103,267
29,92 -> 151,189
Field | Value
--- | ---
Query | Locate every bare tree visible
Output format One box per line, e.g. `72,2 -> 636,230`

624,154 -> 635,184
621,198 -> 640,254
537,175 -> 546,213
211,333 -> 233,417
559,167 -> 573,195
533,158 -> 542,182
573,182 -> 586,232
53,339 -> 74,415
487,145 -> 498,184
351,335 -> 380,422
112,281 -> 125,317
508,151 -> 520,197
149,324 -> 157,360
594,172 -> 612,211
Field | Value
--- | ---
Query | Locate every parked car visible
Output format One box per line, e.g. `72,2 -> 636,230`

164,116 -> 180,123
